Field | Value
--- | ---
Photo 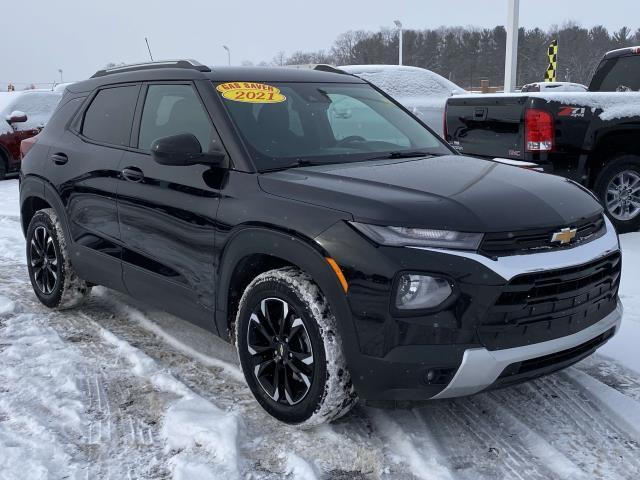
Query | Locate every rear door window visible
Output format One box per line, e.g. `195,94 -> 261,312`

82,85 -> 140,146
138,84 -> 215,151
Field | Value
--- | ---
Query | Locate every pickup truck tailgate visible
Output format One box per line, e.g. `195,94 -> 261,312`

446,95 -> 527,159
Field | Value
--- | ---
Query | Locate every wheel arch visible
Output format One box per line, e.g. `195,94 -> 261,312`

216,225 -> 355,347
20,175 -> 71,242
587,129 -> 640,188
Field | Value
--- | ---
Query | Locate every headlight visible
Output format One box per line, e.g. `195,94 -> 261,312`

350,222 -> 483,250
396,274 -> 452,310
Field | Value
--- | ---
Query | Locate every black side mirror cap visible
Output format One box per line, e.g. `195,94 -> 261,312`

150,133 -> 226,167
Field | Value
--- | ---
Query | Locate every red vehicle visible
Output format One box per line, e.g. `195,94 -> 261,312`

0,91 -> 61,179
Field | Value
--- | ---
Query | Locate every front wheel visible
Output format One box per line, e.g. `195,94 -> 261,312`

594,155 -> 640,233
235,267 -> 357,427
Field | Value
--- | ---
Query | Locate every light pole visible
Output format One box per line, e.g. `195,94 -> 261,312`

222,45 -> 231,66
58,69 -> 63,84
504,0 -> 520,92
394,20 -> 403,66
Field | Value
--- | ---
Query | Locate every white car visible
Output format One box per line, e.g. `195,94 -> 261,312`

521,81 -> 588,93
339,65 -> 466,136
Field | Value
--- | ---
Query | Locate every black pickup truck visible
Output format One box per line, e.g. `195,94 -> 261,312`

445,46 -> 640,232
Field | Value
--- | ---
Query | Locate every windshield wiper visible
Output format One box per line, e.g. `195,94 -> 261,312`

366,151 -> 432,161
260,159 -> 319,173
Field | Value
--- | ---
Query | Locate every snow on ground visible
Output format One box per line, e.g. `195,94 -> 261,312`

1,178 -> 640,479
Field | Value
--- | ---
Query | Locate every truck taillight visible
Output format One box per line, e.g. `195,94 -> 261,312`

525,109 -> 555,152
20,135 -> 39,159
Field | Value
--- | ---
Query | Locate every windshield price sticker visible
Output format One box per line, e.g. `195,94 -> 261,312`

217,82 -> 286,103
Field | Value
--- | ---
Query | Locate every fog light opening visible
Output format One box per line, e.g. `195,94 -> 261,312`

423,368 -> 456,385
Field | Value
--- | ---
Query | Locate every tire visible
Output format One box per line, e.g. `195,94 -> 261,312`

594,155 -> 640,234
0,154 -> 6,181
26,208 -> 92,309
235,267 -> 357,427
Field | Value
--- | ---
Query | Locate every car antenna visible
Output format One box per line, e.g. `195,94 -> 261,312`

145,37 -> 154,61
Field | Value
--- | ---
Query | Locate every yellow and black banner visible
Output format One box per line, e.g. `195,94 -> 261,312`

545,40 -> 558,82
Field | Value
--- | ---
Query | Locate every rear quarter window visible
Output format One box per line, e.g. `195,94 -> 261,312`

590,55 -> 640,92
82,85 -> 139,146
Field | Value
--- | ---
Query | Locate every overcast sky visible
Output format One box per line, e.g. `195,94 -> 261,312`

1,0 -> 638,86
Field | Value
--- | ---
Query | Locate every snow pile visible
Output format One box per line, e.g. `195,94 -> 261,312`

0,92 -> 16,114
0,179 -> 20,218
0,293 -> 19,315
100,327 -> 241,479
282,452 -> 319,480
0,312 -> 87,479
598,233 -> 640,374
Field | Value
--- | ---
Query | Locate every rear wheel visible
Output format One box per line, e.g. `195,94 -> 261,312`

594,155 -> 640,233
235,267 -> 357,427
26,208 -> 92,309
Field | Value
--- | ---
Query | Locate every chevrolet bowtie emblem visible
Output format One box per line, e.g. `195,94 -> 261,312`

551,227 -> 577,244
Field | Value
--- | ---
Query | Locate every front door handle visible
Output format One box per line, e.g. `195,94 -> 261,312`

121,166 -> 144,183
50,152 -> 68,165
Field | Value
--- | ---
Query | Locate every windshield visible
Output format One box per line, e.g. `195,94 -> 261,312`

215,81 -> 452,171
0,92 -> 62,128
590,55 -> 640,92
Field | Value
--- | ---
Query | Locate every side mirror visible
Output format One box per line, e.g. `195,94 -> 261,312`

7,110 -> 27,125
150,133 -> 225,167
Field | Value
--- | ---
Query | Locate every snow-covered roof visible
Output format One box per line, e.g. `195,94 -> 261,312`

0,92 -> 17,115
339,65 -> 466,107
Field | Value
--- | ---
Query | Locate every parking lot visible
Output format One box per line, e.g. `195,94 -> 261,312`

2,177 -> 640,478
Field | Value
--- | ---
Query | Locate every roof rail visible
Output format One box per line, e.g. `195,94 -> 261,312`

313,64 -> 350,75
91,59 -> 210,78
284,64 -> 351,75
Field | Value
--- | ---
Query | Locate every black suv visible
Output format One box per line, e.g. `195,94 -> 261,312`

20,60 -> 623,427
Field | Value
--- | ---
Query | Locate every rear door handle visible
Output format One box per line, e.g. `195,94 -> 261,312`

50,152 -> 68,165
121,166 -> 144,183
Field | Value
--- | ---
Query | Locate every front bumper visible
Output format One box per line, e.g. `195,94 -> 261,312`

318,216 -> 622,402
432,300 -> 622,399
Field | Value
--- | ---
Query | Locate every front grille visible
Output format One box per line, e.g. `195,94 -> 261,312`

479,252 -> 621,350
480,215 -> 605,257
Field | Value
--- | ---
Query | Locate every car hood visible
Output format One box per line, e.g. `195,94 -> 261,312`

258,155 -> 603,233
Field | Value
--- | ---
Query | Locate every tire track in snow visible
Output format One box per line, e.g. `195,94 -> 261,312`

0,255 -> 171,479
576,355 -> 640,404
84,291 -> 399,479
368,408 -> 454,480
474,395 -> 587,479
492,375 -> 640,479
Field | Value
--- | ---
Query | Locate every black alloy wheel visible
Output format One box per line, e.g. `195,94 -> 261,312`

246,297 -> 314,406
30,225 -> 59,295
